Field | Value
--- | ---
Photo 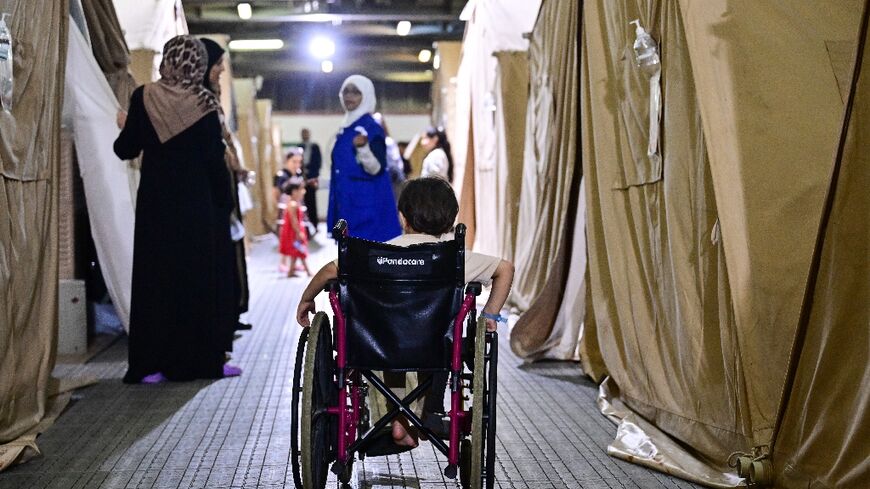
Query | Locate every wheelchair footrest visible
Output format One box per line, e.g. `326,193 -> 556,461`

444,463 -> 458,479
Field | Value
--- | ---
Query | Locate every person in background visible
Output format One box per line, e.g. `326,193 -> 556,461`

326,75 -> 401,241
396,141 -> 412,179
299,128 -> 321,234
420,126 -> 454,184
274,148 -> 305,241
201,37 -> 252,333
114,35 -> 241,384
278,178 -> 311,278
373,112 -> 406,202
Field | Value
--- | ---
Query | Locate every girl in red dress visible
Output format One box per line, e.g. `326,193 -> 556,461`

279,179 -> 311,277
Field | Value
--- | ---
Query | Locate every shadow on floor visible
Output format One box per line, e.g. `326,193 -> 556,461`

516,359 -> 599,388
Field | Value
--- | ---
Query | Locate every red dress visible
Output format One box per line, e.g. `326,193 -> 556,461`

279,205 -> 308,257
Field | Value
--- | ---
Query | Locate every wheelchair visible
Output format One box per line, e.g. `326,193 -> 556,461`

290,220 -> 498,488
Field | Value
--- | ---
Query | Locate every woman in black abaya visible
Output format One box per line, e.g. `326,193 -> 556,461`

114,35 -> 241,383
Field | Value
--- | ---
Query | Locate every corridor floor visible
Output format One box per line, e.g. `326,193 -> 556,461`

0,234 -> 701,489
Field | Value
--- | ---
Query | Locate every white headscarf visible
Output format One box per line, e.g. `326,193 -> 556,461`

339,75 -> 377,128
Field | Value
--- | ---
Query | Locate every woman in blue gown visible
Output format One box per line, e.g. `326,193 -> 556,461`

327,75 -> 402,241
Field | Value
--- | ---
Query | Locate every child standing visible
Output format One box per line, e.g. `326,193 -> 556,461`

279,179 -> 311,277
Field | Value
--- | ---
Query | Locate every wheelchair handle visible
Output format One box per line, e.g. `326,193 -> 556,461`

465,282 -> 482,297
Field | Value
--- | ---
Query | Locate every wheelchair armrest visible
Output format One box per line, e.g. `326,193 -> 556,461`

324,279 -> 339,293
465,282 -> 482,297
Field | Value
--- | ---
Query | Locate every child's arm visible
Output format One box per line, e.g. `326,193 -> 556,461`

296,261 -> 338,327
481,259 -> 514,331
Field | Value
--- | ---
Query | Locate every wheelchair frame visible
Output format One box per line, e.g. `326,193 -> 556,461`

291,220 -> 498,489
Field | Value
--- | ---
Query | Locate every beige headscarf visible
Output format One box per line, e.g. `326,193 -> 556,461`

143,35 -> 222,143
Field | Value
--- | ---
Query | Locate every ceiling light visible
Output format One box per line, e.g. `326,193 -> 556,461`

396,21 -> 411,36
321,60 -> 334,73
228,39 -> 284,51
237,2 -> 252,20
418,49 -> 432,63
433,53 -> 441,70
309,36 -> 336,59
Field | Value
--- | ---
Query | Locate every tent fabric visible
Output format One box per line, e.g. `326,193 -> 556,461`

677,0 -> 862,448
510,0 -> 580,314
232,79 -> 265,236
452,0 -> 541,256
81,0 -> 137,105
772,4 -> 870,487
0,0 -> 69,470
492,51 -> 528,264
256,99 -> 280,234
582,0 -> 865,483
64,15 -> 135,331
112,0 -> 187,52
507,0 -> 584,361
582,0 -> 749,477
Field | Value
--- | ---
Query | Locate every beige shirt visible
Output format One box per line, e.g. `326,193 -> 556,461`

334,232 -> 502,286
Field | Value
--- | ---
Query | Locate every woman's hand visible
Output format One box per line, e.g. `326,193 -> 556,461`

116,110 -> 128,130
296,299 -> 316,327
353,134 -> 368,147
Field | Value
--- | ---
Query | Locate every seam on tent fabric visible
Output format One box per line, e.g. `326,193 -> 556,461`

768,0 -> 870,454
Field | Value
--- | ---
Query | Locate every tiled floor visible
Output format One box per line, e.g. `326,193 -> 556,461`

0,233 -> 701,489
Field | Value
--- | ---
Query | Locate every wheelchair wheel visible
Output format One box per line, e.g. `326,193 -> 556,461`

301,313 -> 338,489
468,318 -> 497,489
290,328 -> 309,489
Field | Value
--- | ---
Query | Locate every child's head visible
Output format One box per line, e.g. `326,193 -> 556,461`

285,147 -> 303,172
397,177 -> 458,235
282,178 -> 306,201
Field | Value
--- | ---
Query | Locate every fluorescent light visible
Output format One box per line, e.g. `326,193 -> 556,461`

228,39 -> 284,51
396,21 -> 411,36
309,36 -> 335,59
237,2 -> 252,20
418,49 -> 432,63
321,60 -> 334,73
433,53 -> 441,70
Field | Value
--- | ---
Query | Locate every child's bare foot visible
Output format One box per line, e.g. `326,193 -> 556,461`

391,417 -> 418,448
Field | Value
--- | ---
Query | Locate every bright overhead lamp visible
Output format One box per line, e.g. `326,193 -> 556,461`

433,53 -> 441,70
309,36 -> 336,59
321,60 -> 334,73
237,2 -> 252,20
396,21 -> 412,36
418,49 -> 432,63
228,39 -> 284,51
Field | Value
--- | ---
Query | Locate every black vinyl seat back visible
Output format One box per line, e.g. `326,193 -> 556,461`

335,221 -> 466,371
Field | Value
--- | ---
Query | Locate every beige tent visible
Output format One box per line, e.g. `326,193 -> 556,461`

457,0 -> 869,486
0,0 -> 70,472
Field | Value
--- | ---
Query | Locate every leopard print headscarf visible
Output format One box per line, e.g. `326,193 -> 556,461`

143,35 -> 223,143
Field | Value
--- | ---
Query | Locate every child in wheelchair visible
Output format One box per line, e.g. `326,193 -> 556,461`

295,176 -> 514,454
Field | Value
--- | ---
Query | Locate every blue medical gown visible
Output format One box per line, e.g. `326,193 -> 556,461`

327,114 -> 402,241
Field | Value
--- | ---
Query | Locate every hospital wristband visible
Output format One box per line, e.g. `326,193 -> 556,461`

480,312 -> 508,323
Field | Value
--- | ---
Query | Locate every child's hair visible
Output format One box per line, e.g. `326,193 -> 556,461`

281,177 -> 305,195
425,126 -> 454,183
397,177 -> 458,235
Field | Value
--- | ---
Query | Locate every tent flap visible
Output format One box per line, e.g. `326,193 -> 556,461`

0,0 -> 69,470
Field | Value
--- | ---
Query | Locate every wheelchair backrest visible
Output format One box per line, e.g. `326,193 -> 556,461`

335,221 -> 466,371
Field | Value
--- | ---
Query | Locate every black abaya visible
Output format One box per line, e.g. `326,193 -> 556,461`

115,86 -> 235,383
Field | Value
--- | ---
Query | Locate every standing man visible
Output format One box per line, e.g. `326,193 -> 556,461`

299,128 -> 322,235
